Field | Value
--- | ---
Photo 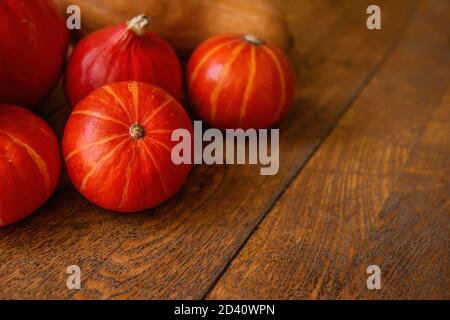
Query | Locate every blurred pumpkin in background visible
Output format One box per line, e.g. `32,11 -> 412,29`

0,0 -> 69,108
52,0 -> 292,54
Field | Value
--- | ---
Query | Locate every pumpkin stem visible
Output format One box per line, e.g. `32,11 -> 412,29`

130,124 -> 145,139
243,34 -> 265,45
127,14 -> 151,36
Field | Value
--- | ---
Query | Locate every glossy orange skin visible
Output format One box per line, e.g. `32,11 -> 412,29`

187,34 -> 296,130
0,0 -> 69,108
62,81 -> 193,212
0,104 -> 61,226
65,20 -> 183,106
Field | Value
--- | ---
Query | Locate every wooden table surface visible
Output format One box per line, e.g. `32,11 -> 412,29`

0,0 -> 448,299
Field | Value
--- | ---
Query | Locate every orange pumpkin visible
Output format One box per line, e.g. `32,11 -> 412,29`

0,104 -> 61,226
187,34 -> 296,130
62,82 -> 193,212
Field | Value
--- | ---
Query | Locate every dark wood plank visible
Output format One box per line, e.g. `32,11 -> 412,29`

207,0 -> 449,299
337,94 -> 450,299
0,0 -> 415,299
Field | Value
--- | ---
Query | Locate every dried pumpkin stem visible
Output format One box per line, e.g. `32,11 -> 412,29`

127,14 -> 151,36
243,34 -> 265,45
129,124 -> 145,139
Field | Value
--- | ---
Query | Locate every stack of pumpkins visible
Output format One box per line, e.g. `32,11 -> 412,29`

0,0 -> 295,227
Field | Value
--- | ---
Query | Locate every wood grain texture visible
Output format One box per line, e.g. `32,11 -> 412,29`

0,0 -> 447,300
337,93 -> 450,299
207,0 -> 450,299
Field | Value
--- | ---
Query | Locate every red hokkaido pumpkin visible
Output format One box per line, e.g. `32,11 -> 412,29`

187,34 -> 296,130
62,81 -> 193,212
65,14 -> 183,106
0,104 -> 61,227
0,0 -> 69,108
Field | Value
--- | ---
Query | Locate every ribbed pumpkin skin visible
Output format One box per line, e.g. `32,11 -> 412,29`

62,82 -> 193,213
187,34 -> 296,130
0,0 -> 69,108
0,104 -> 61,227
65,19 -> 183,106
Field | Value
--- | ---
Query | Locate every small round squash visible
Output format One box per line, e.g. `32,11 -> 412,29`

62,81 -> 193,212
187,34 -> 296,130
0,104 -> 61,226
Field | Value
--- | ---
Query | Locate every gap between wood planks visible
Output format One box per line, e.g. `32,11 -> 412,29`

201,0 -> 420,300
